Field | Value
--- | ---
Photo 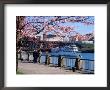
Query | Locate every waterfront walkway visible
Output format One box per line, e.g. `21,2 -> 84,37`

18,61 -> 81,74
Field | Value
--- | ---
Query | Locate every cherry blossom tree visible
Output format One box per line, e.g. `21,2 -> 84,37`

21,16 -> 94,40
16,16 -> 94,48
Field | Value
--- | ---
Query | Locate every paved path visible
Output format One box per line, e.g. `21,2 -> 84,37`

18,61 -> 80,74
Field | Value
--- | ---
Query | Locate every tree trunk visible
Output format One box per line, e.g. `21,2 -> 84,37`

16,48 -> 18,72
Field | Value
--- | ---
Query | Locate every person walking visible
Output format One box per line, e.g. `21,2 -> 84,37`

33,49 -> 39,63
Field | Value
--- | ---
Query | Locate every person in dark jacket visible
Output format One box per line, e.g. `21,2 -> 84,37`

33,49 -> 39,63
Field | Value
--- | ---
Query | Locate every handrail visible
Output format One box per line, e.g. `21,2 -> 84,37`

17,50 -> 94,74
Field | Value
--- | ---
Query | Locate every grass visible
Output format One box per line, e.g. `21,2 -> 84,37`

16,69 -> 24,74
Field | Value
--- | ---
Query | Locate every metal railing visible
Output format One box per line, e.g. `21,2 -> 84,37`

17,50 -> 94,74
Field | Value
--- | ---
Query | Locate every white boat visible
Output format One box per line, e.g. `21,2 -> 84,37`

50,45 -> 82,58
60,45 -> 79,52
51,45 -> 80,53
70,45 -> 79,52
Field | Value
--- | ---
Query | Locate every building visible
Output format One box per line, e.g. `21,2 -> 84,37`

81,41 -> 94,44
43,34 -> 64,42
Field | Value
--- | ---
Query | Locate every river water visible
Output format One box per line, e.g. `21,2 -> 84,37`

19,51 -> 94,72
77,53 -> 94,60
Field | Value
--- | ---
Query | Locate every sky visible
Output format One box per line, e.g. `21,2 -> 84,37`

59,22 -> 94,35
25,16 -> 94,36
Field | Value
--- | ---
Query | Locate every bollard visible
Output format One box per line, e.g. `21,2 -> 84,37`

37,50 -> 41,63
47,56 -> 51,65
45,51 -> 49,65
18,49 -> 22,61
58,55 -> 62,67
45,55 -> 50,65
27,51 -> 30,61
79,60 -> 83,70
75,58 -> 80,70
29,52 -> 34,63
20,52 -> 22,61
20,51 -> 23,61
38,55 -> 41,63
61,57 -> 64,68
45,55 -> 48,65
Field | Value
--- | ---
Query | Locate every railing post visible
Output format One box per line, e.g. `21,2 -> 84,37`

38,50 -> 42,63
27,51 -> 29,61
19,50 -> 21,60
45,55 -> 47,65
79,60 -> 83,70
75,58 -> 80,70
47,55 -> 51,65
20,50 -> 23,61
61,57 -> 64,68
38,55 -> 41,63
58,55 -> 62,67
45,51 -> 49,65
